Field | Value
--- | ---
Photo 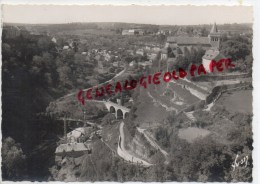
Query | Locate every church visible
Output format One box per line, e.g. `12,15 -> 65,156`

161,23 -> 226,72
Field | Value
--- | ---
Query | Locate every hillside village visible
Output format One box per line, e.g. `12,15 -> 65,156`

2,21 -> 253,182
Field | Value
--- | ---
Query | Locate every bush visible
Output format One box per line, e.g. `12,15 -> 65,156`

102,113 -> 116,125
2,137 -> 27,180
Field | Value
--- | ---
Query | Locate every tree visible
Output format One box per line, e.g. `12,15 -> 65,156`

194,47 -> 205,65
57,65 -> 73,88
177,55 -> 189,70
171,137 -> 233,182
183,47 -> 190,56
37,37 -> 54,52
108,67 -> 115,73
220,40 -> 250,61
245,53 -> 253,73
102,113 -> 116,125
167,47 -> 176,58
2,137 -> 27,180
201,27 -> 209,37
2,43 -> 12,59
189,47 -> 197,63
155,127 -> 170,148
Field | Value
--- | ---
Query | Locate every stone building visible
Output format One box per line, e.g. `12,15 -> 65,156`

161,23 -> 226,72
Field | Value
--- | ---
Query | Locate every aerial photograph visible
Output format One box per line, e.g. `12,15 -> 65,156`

1,5 -> 253,182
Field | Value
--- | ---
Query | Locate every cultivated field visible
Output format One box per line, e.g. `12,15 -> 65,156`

216,89 -> 252,114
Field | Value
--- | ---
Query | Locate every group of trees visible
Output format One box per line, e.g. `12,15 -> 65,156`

167,46 -> 206,71
2,34 -> 68,180
2,137 -> 27,180
184,26 -> 209,37
220,35 -> 252,73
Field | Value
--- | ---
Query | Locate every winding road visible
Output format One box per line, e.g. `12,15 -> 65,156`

117,122 -> 153,167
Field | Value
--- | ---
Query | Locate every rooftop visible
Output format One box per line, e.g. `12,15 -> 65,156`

203,48 -> 225,60
167,37 -> 210,45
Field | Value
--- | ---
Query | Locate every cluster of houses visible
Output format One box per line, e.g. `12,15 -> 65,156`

86,49 -> 125,72
122,28 -> 172,36
128,44 -> 163,69
50,35 -> 125,73
121,27 -> 206,37
121,24 -> 227,72
56,23 -> 226,74
4,23 -> 230,74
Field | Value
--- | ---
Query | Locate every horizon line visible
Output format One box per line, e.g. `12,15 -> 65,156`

3,21 -> 253,26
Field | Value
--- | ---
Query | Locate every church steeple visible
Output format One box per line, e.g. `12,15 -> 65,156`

209,22 -> 221,49
210,22 -> 218,33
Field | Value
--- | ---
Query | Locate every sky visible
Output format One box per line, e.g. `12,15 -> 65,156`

2,5 -> 253,25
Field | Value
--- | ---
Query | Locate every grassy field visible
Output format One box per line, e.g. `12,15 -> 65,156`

216,89 -> 252,114
134,87 -> 172,127
146,81 -> 201,112
168,81 -> 200,105
178,127 -> 211,143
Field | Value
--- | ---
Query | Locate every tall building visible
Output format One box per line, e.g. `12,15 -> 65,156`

203,23 -> 226,72
208,22 -> 221,49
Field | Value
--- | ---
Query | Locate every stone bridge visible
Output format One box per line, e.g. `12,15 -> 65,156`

104,101 -> 130,119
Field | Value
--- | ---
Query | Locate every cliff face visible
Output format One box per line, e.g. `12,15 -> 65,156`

50,155 -> 87,181
125,129 -> 165,164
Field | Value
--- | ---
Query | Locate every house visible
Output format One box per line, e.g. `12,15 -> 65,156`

122,29 -> 135,35
202,49 -> 226,72
135,29 -> 144,35
112,61 -> 119,67
147,52 -> 158,60
122,29 -> 144,36
161,48 -> 168,60
126,49 -> 134,55
103,53 -> 111,61
165,36 -> 211,52
67,127 -> 89,143
152,47 -> 161,52
129,61 -> 137,67
63,45 -> 70,50
138,61 -> 152,69
51,37 -> 57,43
136,49 -> 144,56
55,142 -> 92,157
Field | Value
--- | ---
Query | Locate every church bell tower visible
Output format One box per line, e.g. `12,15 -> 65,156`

209,22 -> 221,49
